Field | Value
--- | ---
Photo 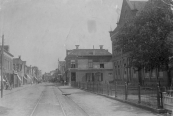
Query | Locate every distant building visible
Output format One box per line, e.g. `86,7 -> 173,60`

58,60 -> 66,82
0,45 -> 14,88
43,73 -> 52,82
13,56 -> 26,87
65,45 -> 113,85
24,65 -> 32,84
32,66 -> 39,83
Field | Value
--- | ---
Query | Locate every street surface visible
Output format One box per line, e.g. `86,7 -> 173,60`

0,83 -> 165,116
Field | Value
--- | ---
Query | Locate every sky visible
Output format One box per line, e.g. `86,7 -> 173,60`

0,0 -> 123,73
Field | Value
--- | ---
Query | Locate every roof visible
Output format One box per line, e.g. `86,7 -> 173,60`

0,49 -> 14,57
59,61 -> 66,66
111,0 -> 148,39
67,49 -> 111,57
128,0 -> 148,11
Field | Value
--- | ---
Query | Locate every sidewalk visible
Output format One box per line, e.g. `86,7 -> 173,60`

71,84 -> 168,114
58,85 -> 164,116
1,83 -> 34,97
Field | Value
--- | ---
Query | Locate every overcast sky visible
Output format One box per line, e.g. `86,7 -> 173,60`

0,0 -> 122,73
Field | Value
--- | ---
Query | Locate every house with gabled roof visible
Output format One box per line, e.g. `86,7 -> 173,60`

110,0 -> 170,86
65,45 -> 113,85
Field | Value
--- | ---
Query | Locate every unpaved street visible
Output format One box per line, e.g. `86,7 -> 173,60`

0,83 -> 164,116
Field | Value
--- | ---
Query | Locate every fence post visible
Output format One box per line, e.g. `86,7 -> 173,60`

138,83 -> 141,104
115,81 -> 117,97
97,82 -> 98,93
107,84 -> 109,96
102,84 -> 104,94
93,82 -> 94,92
157,82 -> 161,109
125,82 -> 127,100
87,82 -> 88,90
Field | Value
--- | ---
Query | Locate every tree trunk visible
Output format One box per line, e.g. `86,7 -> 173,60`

138,68 -> 142,85
166,64 -> 172,87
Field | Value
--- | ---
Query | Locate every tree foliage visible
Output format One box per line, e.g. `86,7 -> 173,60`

116,0 -> 173,70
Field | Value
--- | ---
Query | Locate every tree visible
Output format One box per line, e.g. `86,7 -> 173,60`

116,0 -> 173,85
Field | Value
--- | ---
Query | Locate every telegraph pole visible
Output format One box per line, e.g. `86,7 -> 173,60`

1,34 -> 4,98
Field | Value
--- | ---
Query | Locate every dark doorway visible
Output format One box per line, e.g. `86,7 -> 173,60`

71,72 -> 76,81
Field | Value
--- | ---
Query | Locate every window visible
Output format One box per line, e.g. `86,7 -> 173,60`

92,73 -> 94,81
71,60 -> 76,68
109,73 -> 112,76
20,64 -> 22,71
118,65 -> 120,75
101,73 -> 103,81
88,60 -> 93,68
115,66 -> 117,75
124,64 -> 127,74
100,64 -> 104,68
13,64 -> 15,70
89,52 -> 93,55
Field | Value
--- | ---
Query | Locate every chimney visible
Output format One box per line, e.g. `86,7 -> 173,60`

75,45 -> 79,49
93,45 -> 94,49
19,55 -> 21,59
4,45 -> 9,52
99,45 -> 103,49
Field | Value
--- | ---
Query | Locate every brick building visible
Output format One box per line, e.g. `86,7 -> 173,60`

65,45 -> 113,85
110,0 -> 170,86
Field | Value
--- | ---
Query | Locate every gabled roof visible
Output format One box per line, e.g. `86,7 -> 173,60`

67,49 -> 111,57
128,0 -> 148,11
111,0 -> 148,39
59,61 -> 66,66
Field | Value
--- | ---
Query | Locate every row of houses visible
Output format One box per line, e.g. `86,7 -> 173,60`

0,45 -> 42,89
58,0 -> 173,87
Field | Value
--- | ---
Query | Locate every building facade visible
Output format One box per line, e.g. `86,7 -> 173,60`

32,66 -> 39,83
24,65 -> 33,84
110,0 -> 170,86
65,45 -> 113,85
0,45 -> 14,89
13,56 -> 26,87
58,61 -> 66,82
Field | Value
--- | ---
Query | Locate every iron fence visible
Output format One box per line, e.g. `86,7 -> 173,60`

71,81 -> 166,110
162,88 -> 173,112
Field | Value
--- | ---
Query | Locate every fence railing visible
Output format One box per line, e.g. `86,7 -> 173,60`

71,81 -> 164,110
162,89 -> 173,112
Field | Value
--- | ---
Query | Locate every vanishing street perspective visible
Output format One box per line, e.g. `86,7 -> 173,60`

0,0 -> 173,116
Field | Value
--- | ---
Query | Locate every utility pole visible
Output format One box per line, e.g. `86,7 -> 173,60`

1,34 -> 4,98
